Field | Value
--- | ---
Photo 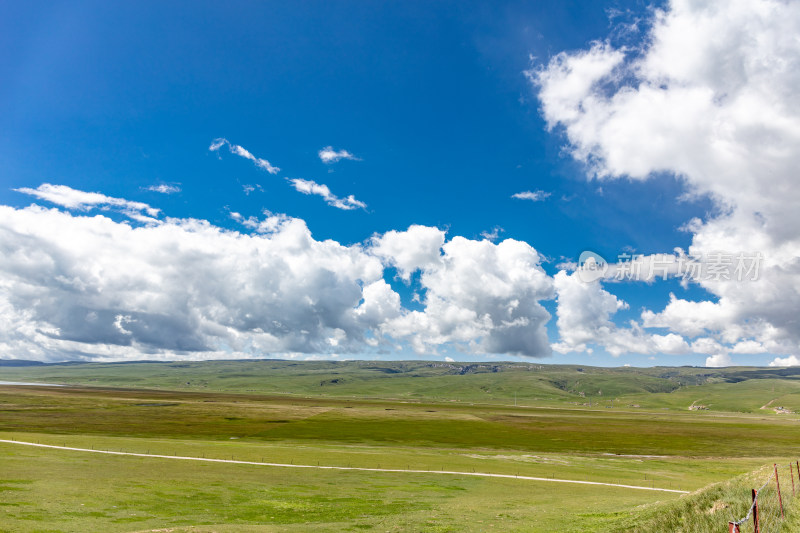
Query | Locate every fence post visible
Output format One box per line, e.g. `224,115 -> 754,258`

728,522 -> 739,533
791,462 -> 796,496
775,463 -> 784,518
753,488 -> 759,533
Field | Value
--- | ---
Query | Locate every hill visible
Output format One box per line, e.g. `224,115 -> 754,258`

3,359 -> 800,413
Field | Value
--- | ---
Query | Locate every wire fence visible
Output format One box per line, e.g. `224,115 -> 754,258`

729,462 -> 798,532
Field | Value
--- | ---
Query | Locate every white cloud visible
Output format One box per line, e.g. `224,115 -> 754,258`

445,356 -> 455,362
209,138 -> 280,174
15,183 -> 160,220
0,201 -> 386,361
691,337 -> 726,355
705,353 -> 733,368
379,231 -> 554,357
480,226 -> 504,241
512,190 -> 551,202
288,178 -> 366,210
144,184 -> 181,194
769,355 -> 800,367
532,41 -> 625,131
535,0 -> 800,359
318,146 -> 360,164
641,293 -> 732,338
242,184 -> 263,195
552,271 -> 628,354
651,333 -> 691,354
0,190 -> 558,361
354,279 -> 402,328
552,270 -> 694,357
370,225 -> 445,281
731,340 -> 768,354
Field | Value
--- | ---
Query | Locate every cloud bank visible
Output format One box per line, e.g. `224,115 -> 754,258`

0,193 -> 552,361
534,0 -> 800,366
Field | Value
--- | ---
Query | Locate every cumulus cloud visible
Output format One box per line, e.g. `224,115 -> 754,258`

144,184 -> 181,194
770,355 -> 800,367
318,146 -> 360,164
705,354 -> 733,368
209,138 -> 280,174
651,333 -> 691,355
731,340 -> 768,354
641,293 -> 730,338
691,337 -> 726,355
512,190 -> 551,202
378,230 -> 554,357
288,178 -> 367,210
0,190 -> 556,361
552,270 -> 697,357
370,225 -> 445,281
0,202 -> 387,361
535,0 -> 800,359
551,271 -> 628,354
14,183 -> 160,221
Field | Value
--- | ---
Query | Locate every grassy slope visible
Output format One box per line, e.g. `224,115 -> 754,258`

614,463 -> 800,532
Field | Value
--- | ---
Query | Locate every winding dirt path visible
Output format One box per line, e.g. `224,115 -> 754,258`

0,438 -> 687,494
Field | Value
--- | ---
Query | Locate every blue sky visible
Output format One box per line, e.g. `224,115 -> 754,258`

1,0 -> 798,367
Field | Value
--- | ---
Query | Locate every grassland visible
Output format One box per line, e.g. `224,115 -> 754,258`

6,359 -> 800,412
2,360 -> 800,531
2,438 -> 682,533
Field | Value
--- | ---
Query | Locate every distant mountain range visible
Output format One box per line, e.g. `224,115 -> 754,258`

0,359 -> 47,367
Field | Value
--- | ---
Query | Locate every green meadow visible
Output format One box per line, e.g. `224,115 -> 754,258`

2,360 -> 800,531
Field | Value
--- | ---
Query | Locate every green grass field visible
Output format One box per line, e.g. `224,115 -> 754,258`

2,360 -> 800,531
5,359 -> 800,405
